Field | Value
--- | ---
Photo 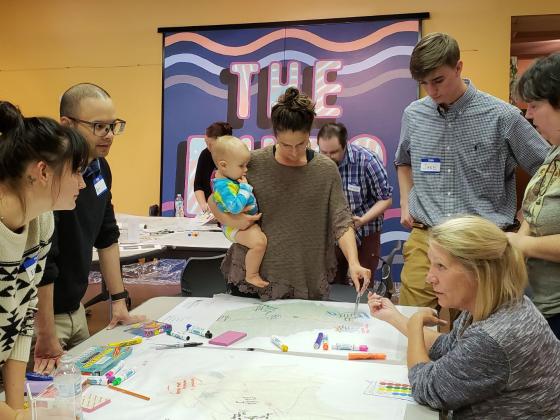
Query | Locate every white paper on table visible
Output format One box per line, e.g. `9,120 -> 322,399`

157,296 -> 410,363
82,346 -> 420,420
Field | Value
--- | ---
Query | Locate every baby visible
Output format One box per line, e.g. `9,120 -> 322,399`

211,136 -> 268,288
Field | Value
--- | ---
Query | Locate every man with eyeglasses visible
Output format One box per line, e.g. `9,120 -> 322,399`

33,83 -> 145,374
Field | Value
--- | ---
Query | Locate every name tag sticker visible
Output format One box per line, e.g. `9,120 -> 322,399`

347,184 -> 361,193
94,176 -> 108,196
22,255 -> 38,280
420,158 -> 441,173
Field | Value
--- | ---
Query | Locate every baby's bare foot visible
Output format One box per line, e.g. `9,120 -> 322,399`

246,274 -> 269,288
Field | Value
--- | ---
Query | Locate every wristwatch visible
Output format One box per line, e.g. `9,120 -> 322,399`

110,290 -> 129,301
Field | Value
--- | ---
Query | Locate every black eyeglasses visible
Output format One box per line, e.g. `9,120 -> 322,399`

66,117 -> 126,137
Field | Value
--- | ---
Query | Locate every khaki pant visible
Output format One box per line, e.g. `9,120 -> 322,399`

29,303 -> 91,371
398,228 -> 438,308
55,303 -> 91,349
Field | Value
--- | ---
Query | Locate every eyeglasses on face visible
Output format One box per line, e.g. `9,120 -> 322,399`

66,117 -> 126,137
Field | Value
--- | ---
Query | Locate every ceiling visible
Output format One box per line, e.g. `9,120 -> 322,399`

511,14 -> 560,58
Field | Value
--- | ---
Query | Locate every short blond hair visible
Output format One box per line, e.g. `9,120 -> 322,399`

211,135 -> 249,165
429,216 -> 527,321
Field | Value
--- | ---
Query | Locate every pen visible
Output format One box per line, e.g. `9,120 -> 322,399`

155,342 -> 203,350
333,343 -> 368,351
108,384 -> 150,401
322,334 -> 329,351
313,332 -> 324,349
111,368 -> 136,386
347,352 -> 387,360
105,361 -> 125,379
87,375 -> 110,385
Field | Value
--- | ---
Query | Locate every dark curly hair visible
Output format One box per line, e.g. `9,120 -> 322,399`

516,53 -> 560,109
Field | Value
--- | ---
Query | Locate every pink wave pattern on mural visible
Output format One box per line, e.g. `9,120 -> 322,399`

165,21 -> 418,54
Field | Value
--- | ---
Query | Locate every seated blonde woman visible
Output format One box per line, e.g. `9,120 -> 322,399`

368,216 -> 560,419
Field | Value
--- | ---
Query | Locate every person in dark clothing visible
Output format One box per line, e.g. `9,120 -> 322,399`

193,121 -> 232,213
33,83 -> 145,375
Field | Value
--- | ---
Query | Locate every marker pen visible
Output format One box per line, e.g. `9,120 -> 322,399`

104,361 -> 125,379
87,376 -> 109,386
348,352 -> 386,360
111,368 -> 136,386
332,343 -> 368,352
108,337 -> 142,347
322,334 -> 329,351
271,336 -> 288,352
313,332 -> 324,349
167,330 -> 190,341
186,323 -> 212,338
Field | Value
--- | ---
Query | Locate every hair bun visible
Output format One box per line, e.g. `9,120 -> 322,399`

280,87 -> 300,105
0,101 -> 24,136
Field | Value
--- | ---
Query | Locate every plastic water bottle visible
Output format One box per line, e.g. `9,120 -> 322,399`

175,193 -> 185,217
53,354 -> 83,420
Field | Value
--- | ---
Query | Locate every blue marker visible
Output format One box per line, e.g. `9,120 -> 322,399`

186,323 -> 212,338
313,332 -> 324,349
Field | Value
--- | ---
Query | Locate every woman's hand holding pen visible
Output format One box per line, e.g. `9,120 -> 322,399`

368,292 -> 399,323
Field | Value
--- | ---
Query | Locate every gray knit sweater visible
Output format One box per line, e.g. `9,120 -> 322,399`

409,296 -> 560,419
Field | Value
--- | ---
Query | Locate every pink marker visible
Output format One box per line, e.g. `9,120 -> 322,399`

105,361 -> 125,379
332,343 -> 368,352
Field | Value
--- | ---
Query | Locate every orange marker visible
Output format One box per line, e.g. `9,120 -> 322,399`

322,334 -> 329,350
347,353 -> 386,360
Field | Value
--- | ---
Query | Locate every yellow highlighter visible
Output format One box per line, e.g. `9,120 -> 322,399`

108,337 -> 142,347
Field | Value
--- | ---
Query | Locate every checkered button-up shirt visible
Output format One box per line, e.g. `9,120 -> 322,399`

395,80 -> 550,228
339,143 -> 392,241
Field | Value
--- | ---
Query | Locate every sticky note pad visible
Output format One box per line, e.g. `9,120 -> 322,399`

82,393 -> 111,413
208,330 -> 247,346
371,380 -> 413,402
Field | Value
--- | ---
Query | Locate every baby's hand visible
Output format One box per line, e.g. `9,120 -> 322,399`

238,176 -> 248,184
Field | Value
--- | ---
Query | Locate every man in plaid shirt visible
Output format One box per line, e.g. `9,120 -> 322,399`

318,123 -> 393,285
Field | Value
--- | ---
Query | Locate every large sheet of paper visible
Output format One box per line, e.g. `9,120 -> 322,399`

158,295 -> 414,362
83,345 -> 426,419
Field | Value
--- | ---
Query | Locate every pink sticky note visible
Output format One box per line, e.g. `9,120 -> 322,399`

208,330 -> 247,346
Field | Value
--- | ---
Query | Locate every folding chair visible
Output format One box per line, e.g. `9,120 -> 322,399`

181,254 -> 227,297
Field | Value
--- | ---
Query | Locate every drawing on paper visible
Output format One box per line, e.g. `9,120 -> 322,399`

209,301 -> 370,338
